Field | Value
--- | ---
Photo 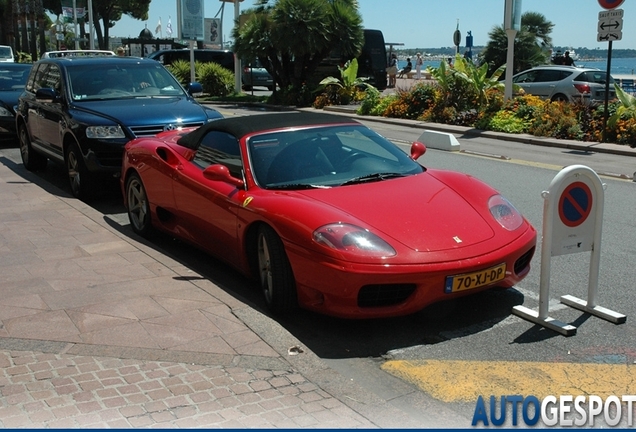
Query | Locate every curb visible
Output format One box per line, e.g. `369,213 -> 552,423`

201,100 -> 636,159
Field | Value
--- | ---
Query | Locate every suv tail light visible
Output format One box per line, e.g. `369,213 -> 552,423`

574,83 -> 591,94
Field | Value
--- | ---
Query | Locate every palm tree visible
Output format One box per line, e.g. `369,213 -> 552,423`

480,11 -> 554,75
233,0 -> 364,105
521,11 -> 554,48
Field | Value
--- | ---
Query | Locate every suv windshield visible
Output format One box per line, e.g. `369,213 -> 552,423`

68,62 -> 186,100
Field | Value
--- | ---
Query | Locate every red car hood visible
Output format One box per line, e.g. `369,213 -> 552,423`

295,173 -> 495,252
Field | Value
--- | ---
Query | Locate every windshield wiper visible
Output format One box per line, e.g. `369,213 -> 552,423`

340,172 -> 406,186
269,183 -> 332,190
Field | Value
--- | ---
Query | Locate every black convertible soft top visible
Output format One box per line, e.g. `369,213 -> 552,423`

176,112 -> 359,149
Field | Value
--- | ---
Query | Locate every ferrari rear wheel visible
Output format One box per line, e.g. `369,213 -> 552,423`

126,172 -> 153,237
257,225 -> 297,313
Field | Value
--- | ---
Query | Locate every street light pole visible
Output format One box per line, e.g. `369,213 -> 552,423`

234,0 -> 241,94
504,0 -> 522,100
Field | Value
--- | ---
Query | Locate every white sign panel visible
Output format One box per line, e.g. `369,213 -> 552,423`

597,9 -> 624,41
204,18 -> 222,46
178,0 -> 204,40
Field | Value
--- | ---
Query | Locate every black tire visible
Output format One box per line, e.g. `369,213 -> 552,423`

66,142 -> 93,200
125,172 -> 153,237
267,86 -> 275,91
551,94 -> 569,103
18,123 -> 47,171
256,225 -> 297,313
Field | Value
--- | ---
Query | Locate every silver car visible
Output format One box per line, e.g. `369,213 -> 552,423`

512,65 -> 615,103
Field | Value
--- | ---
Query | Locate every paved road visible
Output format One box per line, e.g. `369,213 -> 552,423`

1,102 -> 635,428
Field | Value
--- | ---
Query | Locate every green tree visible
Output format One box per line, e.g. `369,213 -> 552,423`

41,0 -> 150,50
480,11 -> 553,75
232,0 -> 363,106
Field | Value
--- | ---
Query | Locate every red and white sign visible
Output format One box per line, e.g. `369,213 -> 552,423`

598,0 -> 625,10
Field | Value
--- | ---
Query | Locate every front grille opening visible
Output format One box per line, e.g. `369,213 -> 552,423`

358,283 -> 416,308
514,247 -> 535,276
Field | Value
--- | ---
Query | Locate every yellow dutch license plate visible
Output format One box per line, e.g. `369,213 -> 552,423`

444,263 -> 507,293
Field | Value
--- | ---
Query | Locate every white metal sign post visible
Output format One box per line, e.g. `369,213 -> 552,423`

512,165 -> 626,336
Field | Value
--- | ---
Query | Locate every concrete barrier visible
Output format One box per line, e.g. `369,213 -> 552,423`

417,130 -> 461,152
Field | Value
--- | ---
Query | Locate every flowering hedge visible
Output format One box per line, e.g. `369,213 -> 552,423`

312,56 -> 636,147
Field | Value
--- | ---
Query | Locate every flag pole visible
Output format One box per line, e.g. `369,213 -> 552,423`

88,0 -> 94,49
73,0 -> 79,49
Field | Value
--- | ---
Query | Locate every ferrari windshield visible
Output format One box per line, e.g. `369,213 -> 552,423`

68,63 -> 187,101
248,124 -> 424,189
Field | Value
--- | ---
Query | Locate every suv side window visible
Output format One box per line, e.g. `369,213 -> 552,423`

193,131 -> 242,178
535,70 -> 567,82
513,71 -> 537,83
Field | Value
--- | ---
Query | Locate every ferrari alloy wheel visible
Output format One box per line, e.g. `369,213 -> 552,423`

257,225 -> 297,313
66,142 -> 92,200
126,173 -> 152,237
18,123 -> 47,171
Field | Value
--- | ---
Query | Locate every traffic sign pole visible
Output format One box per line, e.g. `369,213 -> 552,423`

602,41 -> 612,143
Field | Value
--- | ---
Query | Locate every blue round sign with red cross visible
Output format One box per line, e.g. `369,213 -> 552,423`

598,0 -> 625,10
558,182 -> 593,227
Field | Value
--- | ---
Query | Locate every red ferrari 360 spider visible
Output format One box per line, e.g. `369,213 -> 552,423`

121,112 -> 536,319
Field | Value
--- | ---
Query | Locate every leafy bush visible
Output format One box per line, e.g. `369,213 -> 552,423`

166,60 -> 191,85
197,62 -> 234,97
357,87 -> 381,115
392,83 -> 436,119
167,60 -> 234,96
488,110 -> 529,133
527,101 -> 581,140
370,95 -> 399,117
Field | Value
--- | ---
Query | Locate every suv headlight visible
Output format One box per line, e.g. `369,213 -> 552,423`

86,125 -> 125,139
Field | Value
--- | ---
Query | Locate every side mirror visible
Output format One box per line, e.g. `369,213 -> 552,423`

186,82 -> 203,96
35,88 -> 59,103
410,141 -> 427,160
203,164 -> 244,188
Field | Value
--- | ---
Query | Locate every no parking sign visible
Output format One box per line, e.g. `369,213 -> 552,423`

547,167 -> 600,256
513,165 -> 626,335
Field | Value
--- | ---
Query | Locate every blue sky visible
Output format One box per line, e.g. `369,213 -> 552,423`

106,0 -> 635,50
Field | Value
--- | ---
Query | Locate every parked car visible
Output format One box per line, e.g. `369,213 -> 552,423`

0,45 -> 14,62
0,62 -> 31,142
41,49 -> 116,58
16,55 -> 222,200
512,65 -> 615,103
121,112 -> 537,319
242,58 -> 274,91
147,49 -> 235,71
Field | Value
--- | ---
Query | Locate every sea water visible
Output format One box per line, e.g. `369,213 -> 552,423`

397,57 -> 636,77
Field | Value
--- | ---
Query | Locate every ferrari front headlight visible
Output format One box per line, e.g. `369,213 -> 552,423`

489,194 -> 524,231
313,223 -> 396,258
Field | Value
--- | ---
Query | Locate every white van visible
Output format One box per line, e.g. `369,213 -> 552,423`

0,45 -> 14,62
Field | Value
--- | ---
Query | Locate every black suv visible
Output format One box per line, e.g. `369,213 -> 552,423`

16,55 -> 222,200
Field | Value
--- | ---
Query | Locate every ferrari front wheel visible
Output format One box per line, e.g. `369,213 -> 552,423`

257,225 -> 297,314
126,172 -> 153,237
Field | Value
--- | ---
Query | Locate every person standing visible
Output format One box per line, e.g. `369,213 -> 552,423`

563,51 -> 575,66
387,53 -> 398,88
415,53 -> 423,80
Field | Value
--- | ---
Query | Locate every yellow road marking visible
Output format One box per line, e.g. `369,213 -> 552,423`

381,360 -> 636,403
